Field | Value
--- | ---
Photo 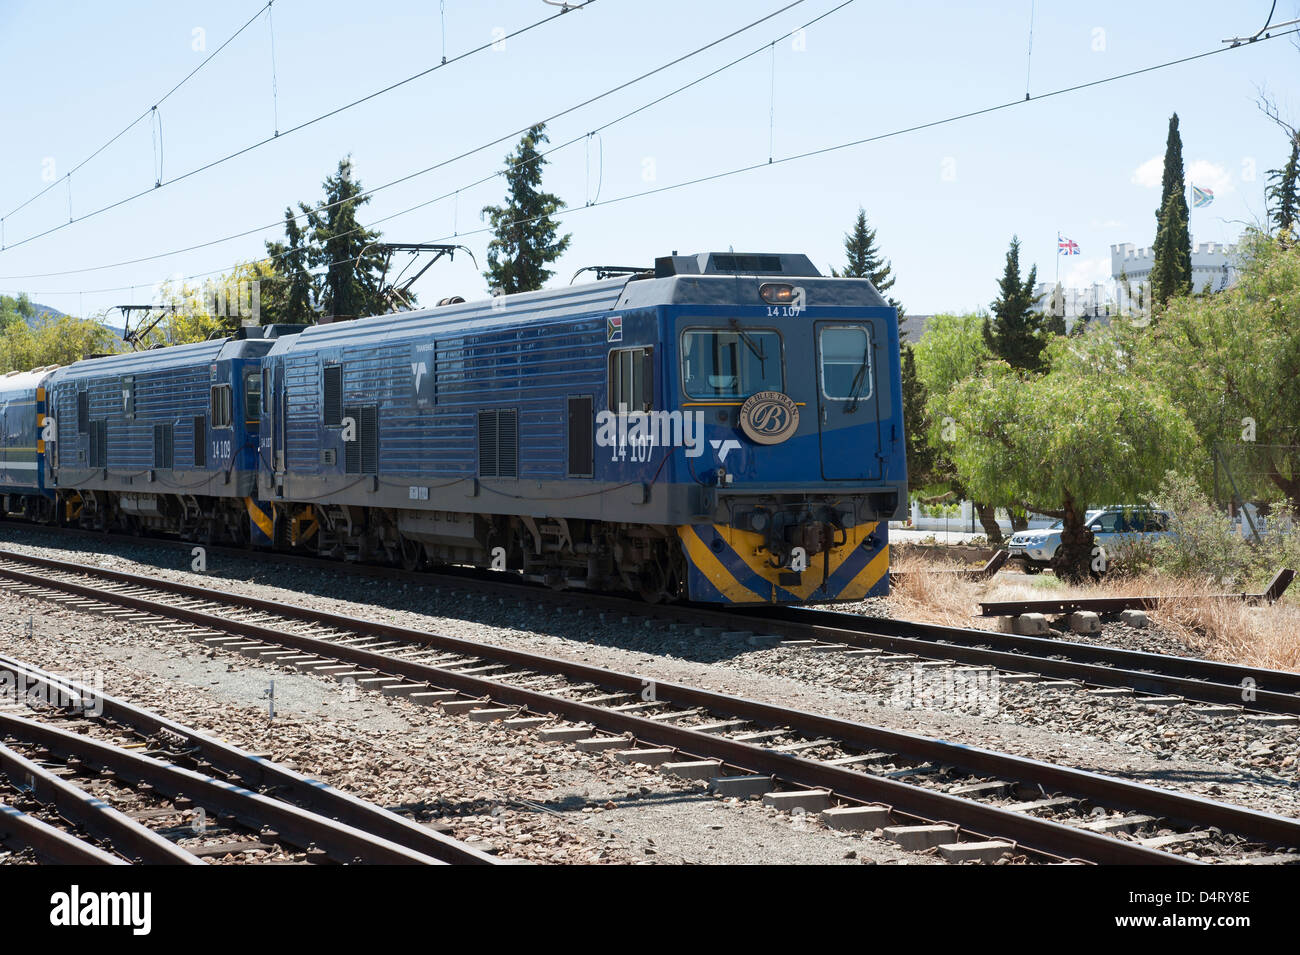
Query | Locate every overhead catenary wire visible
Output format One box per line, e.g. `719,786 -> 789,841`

0,0 -> 822,282
7,21 -> 1296,303
0,0 -> 601,255
0,1 -> 274,223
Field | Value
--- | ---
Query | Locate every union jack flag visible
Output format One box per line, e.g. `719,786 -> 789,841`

1058,234 -> 1080,255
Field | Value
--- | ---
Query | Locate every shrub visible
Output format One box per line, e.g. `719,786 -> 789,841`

1151,472 -> 1292,589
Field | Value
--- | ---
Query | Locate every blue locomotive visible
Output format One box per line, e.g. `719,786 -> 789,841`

0,252 -> 906,605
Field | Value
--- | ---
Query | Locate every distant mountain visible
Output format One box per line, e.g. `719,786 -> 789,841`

29,301 -> 67,323
25,301 -> 124,334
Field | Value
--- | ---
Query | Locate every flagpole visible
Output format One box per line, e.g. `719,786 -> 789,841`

1055,231 -> 1059,289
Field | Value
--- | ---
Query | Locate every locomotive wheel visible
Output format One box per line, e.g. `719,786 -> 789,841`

637,563 -> 667,604
399,537 -> 426,572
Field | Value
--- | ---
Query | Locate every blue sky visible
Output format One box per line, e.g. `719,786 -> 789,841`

1,0 -> 1297,320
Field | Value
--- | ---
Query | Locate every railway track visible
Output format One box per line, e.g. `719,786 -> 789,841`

731,604 -> 1300,719
0,650 -> 498,865
1,549 -> 1297,865
4,522 -> 1296,720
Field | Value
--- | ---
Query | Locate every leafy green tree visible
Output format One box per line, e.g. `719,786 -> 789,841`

832,207 -> 902,319
0,313 -> 119,372
911,312 -> 1006,541
151,279 -> 229,344
983,236 -> 1045,371
263,207 -> 316,323
1265,136 -> 1299,239
481,124 -> 571,294
934,332 -> 1197,581
1150,113 -> 1193,305
1142,231 -> 1300,512
0,293 -> 37,331
303,157 -> 385,319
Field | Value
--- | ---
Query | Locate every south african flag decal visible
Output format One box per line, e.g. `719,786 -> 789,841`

607,316 -> 622,342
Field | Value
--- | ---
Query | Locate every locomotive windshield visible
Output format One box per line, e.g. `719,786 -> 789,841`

681,327 -> 783,398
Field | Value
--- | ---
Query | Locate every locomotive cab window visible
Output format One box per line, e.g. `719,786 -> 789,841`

608,347 -> 653,412
210,384 -> 233,428
681,327 -> 782,399
819,326 -> 873,402
244,370 -> 261,425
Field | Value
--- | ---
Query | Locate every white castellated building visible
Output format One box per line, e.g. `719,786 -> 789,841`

1110,238 -> 1239,293
1029,236 -> 1240,330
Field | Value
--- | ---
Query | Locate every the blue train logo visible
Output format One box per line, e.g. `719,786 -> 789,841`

738,391 -> 800,445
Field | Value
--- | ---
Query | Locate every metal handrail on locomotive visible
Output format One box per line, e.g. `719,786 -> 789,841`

0,252 -> 907,605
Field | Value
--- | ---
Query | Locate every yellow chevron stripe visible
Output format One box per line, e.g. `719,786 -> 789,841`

717,521 -> 879,602
244,498 -> 274,539
677,524 -> 765,604
840,543 -> 891,600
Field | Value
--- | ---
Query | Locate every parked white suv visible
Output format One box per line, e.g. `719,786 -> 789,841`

1007,507 -> 1175,574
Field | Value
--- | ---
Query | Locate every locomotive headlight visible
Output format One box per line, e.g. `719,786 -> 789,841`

759,283 -> 796,305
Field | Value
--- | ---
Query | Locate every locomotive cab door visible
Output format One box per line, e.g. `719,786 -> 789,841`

269,364 -> 286,490
813,321 -> 883,481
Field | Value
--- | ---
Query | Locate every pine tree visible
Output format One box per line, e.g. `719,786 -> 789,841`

1150,113 -> 1193,305
832,207 -> 903,318
983,236 -> 1045,371
302,158 -> 386,320
263,207 -> 316,323
1266,136 -> 1300,239
481,124 -> 571,294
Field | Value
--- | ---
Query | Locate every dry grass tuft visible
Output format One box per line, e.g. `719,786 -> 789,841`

884,559 -> 1300,672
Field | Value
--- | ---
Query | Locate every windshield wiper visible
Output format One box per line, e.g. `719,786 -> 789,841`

845,338 -> 871,413
728,319 -> 767,374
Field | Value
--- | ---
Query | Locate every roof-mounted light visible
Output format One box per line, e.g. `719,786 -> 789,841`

759,282 -> 796,305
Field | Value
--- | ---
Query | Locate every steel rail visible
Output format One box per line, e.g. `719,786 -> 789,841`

758,603 -> 1300,694
13,558 -> 1300,863
0,710 -> 444,865
0,650 -> 499,865
0,800 -> 126,864
0,736 -> 201,864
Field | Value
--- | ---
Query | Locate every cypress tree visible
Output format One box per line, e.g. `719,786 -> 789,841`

481,124 -> 572,294
833,207 -> 903,319
983,236 -> 1045,371
1150,113 -> 1193,304
1150,189 -> 1192,305
1266,136 -> 1300,239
